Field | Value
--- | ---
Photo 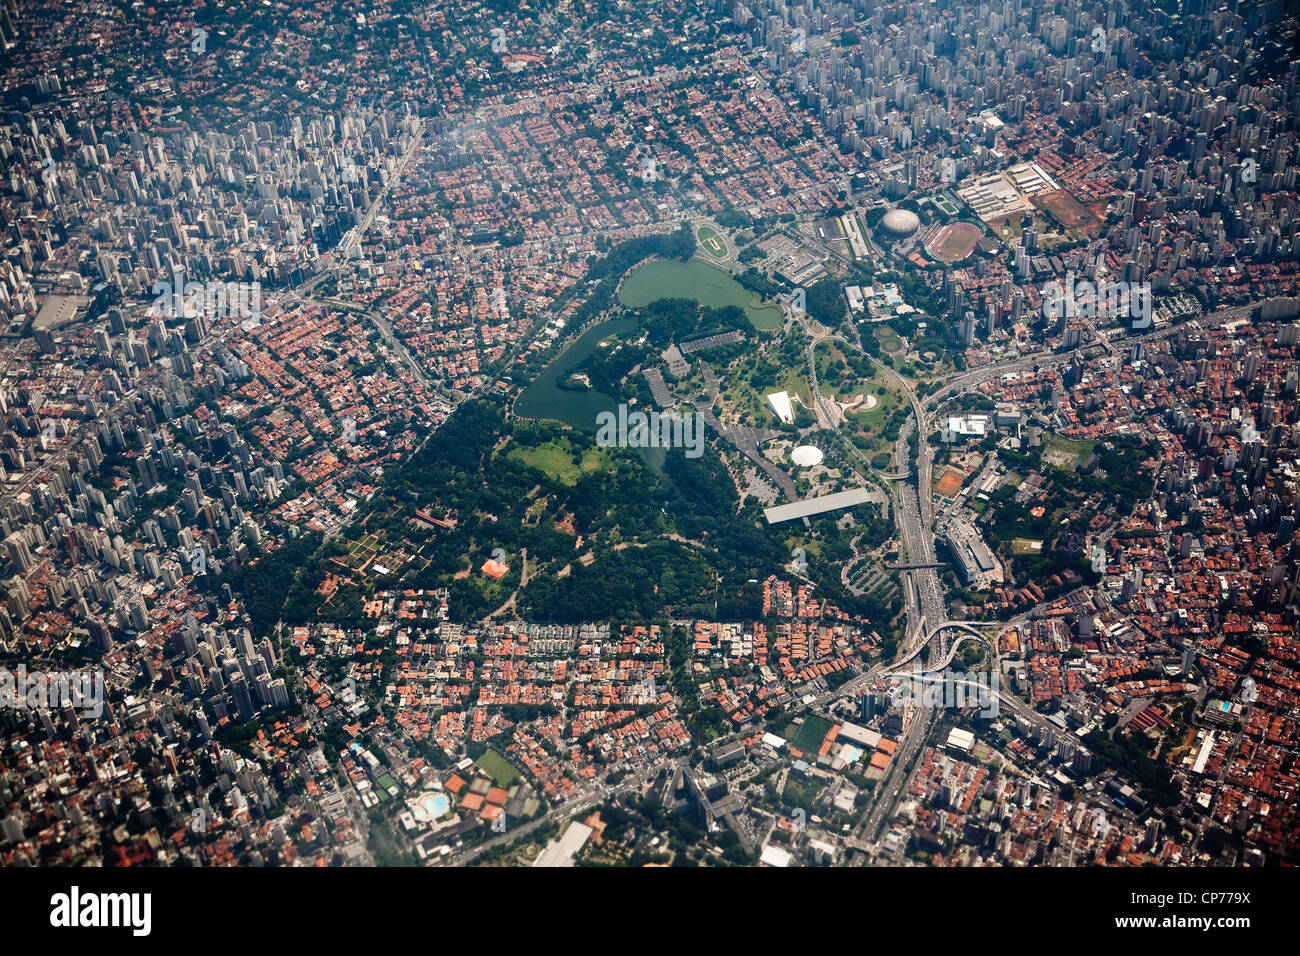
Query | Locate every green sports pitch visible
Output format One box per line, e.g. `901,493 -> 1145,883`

696,225 -> 728,258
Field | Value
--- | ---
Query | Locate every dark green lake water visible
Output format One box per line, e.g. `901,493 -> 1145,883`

514,314 -> 669,472
618,258 -> 783,330
514,314 -> 638,429
515,258 -> 778,469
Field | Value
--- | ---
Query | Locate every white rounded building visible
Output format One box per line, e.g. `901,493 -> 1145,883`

879,208 -> 920,237
791,445 -> 824,467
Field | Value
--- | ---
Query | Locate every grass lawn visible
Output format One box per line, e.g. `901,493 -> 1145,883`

697,225 -> 727,258
814,340 -> 878,401
1042,435 -> 1096,472
475,748 -> 520,787
789,715 -> 833,754
843,372 -> 904,458
875,326 -> 903,353
343,532 -> 383,570
1011,538 -> 1043,555
503,437 -> 607,485
782,775 -> 824,811
785,537 -> 824,562
722,359 -> 813,428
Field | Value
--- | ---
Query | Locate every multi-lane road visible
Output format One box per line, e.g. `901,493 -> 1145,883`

337,118 -> 425,260
789,300 -> 1270,860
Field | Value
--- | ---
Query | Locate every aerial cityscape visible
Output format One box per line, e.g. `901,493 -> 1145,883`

0,0 -> 1297,883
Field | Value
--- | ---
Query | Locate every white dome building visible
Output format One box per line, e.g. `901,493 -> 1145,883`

791,445 -> 824,467
879,208 -> 920,237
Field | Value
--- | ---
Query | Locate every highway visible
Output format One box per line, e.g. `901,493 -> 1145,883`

316,297 -> 454,407
441,757 -> 683,867
790,294 -> 1173,858
780,294 -> 956,859
338,118 -> 425,260
919,301 -> 1263,415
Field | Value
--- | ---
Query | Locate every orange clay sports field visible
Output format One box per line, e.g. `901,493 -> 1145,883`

934,466 -> 968,497
925,221 -> 983,262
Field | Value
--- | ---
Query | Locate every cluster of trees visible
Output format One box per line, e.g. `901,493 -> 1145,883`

520,540 -> 715,622
1082,730 -> 1182,807
257,233 -> 908,636
984,436 -> 1155,590
735,267 -> 785,300
589,223 -> 697,284
982,482 -> 1056,543
364,401 -> 567,621
887,266 -> 946,319
565,299 -> 752,404
204,532 -> 324,638
568,333 -> 654,400
519,447 -> 782,622
1008,543 -> 1087,586
1067,438 -> 1155,512
286,389 -> 797,625
882,306 -> 959,362
801,508 -> 900,629
640,298 -> 746,349
996,435 -> 1154,516
734,269 -> 847,333
980,475 -> 1089,587
804,277 -> 847,329
818,347 -> 875,396
713,208 -> 753,230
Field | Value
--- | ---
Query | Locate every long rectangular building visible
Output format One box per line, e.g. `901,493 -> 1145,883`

763,487 -> 878,524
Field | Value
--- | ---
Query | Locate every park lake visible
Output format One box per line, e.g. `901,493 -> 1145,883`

617,258 -> 784,331
516,258 -> 782,426
512,310 -> 664,471
514,313 -> 639,430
